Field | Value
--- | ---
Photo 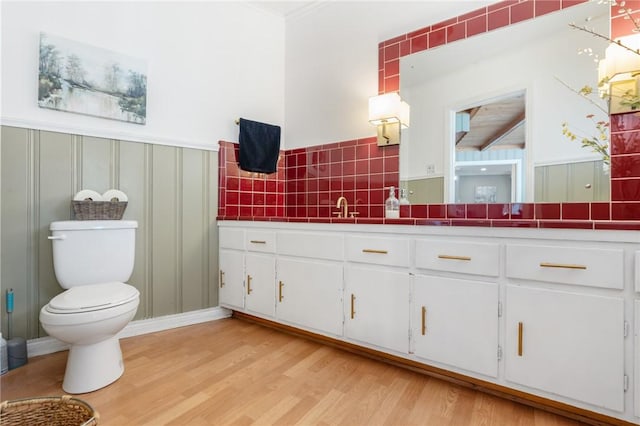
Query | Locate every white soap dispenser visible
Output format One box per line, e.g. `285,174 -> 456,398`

399,188 -> 410,206
385,186 -> 400,218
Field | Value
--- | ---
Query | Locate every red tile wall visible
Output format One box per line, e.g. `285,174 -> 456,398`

217,0 -> 640,228
218,138 -> 399,219
609,1 -> 640,220
217,141 -> 286,218
284,137 -> 398,218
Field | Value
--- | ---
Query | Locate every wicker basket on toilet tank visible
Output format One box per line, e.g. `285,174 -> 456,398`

72,200 -> 127,220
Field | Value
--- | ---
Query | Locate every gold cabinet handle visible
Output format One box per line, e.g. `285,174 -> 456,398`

350,294 -> 356,319
438,254 -> 471,261
539,262 -> 587,270
278,281 -> 284,302
421,306 -> 427,335
518,322 -> 523,357
362,249 -> 388,254
250,240 -> 266,244
247,275 -> 252,294
219,270 -> 225,288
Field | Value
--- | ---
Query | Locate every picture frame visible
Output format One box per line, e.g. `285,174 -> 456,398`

38,32 -> 147,124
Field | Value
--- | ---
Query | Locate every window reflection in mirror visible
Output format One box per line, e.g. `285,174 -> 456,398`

399,1 -> 610,204
453,90 -> 525,203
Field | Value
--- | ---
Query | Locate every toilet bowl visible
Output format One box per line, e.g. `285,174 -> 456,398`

40,220 -> 139,394
40,282 -> 139,393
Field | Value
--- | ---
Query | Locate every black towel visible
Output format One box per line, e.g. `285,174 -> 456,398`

238,118 -> 281,174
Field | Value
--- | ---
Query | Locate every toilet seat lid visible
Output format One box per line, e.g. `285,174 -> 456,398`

47,282 -> 139,313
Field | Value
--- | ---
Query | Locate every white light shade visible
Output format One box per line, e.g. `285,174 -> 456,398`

599,35 -> 640,83
399,100 -> 410,128
369,93 -> 410,128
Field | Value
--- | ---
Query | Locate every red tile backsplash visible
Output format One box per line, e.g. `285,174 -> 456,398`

510,203 -> 534,219
217,0 -> 640,231
428,28 -> 446,49
612,178 -> 640,201
611,155 -> 640,179
611,131 -> 640,155
535,0 -> 561,17
467,15 -> 488,37
561,202 -> 589,220
612,202 -> 640,220
591,202 -> 611,220
488,8 -> 510,31
466,203 -> 488,219
535,203 -> 561,220
511,1 -> 534,23
447,204 -> 466,219
447,22 -> 467,43
411,35 -> 428,54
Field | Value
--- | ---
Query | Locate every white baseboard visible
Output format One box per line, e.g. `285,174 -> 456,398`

27,306 -> 232,358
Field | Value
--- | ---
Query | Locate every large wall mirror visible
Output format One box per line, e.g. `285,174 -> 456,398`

399,1 -> 610,204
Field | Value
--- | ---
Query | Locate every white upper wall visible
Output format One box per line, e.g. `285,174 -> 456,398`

1,1 -> 285,150
284,1 -> 492,149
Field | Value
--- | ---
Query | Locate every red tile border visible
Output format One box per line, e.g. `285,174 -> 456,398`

491,220 -> 539,228
535,203 -> 560,220
561,202 -> 590,220
539,220 -> 593,229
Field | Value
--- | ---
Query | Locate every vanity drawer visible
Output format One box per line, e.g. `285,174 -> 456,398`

277,231 -> 343,261
506,244 -> 623,289
346,235 -> 410,267
219,227 -> 245,250
416,239 -> 500,277
246,230 -> 276,253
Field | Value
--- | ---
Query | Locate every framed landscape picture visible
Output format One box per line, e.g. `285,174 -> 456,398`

38,32 -> 147,124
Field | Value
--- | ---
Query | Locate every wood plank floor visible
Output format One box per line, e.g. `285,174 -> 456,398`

1,318 -> 585,425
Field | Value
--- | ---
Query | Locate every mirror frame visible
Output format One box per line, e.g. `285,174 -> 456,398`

377,0 -> 640,224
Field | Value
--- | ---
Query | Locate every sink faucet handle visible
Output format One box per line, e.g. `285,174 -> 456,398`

332,211 -> 343,218
349,211 -> 360,218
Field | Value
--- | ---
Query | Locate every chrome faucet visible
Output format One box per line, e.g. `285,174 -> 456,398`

336,196 -> 348,218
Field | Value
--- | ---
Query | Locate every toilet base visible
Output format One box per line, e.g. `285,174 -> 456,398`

63,336 -> 124,394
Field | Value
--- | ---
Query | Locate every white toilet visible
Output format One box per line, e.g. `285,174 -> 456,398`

40,220 -> 140,394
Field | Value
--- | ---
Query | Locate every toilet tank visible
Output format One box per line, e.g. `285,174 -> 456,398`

49,220 -> 138,289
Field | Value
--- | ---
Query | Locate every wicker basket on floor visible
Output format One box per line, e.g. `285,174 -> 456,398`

72,200 -> 127,220
0,395 -> 99,426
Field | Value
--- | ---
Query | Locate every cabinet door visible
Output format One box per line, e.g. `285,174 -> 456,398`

505,285 -> 624,412
413,276 -> 498,377
245,253 -> 275,317
344,266 -> 410,354
277,258 -> 343,336
219,249 -> 244,310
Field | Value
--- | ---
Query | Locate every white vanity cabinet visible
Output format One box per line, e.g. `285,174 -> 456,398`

219,227 -> 246,310
244,231 -> 277,318
412,276 -> 499,377
505,285 -> 624,412
412,239 -> 500,377
344,265 -> 410,354
344,235 -> 411,354
244,253 -> 276,317
275,231 -> 344,336
218,222 -> 638,424
505,241 -> 626,413
219,249 -> 245,309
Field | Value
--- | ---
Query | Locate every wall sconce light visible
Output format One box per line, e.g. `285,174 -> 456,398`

368,92 -> 410,146
598,34 -> 640,114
